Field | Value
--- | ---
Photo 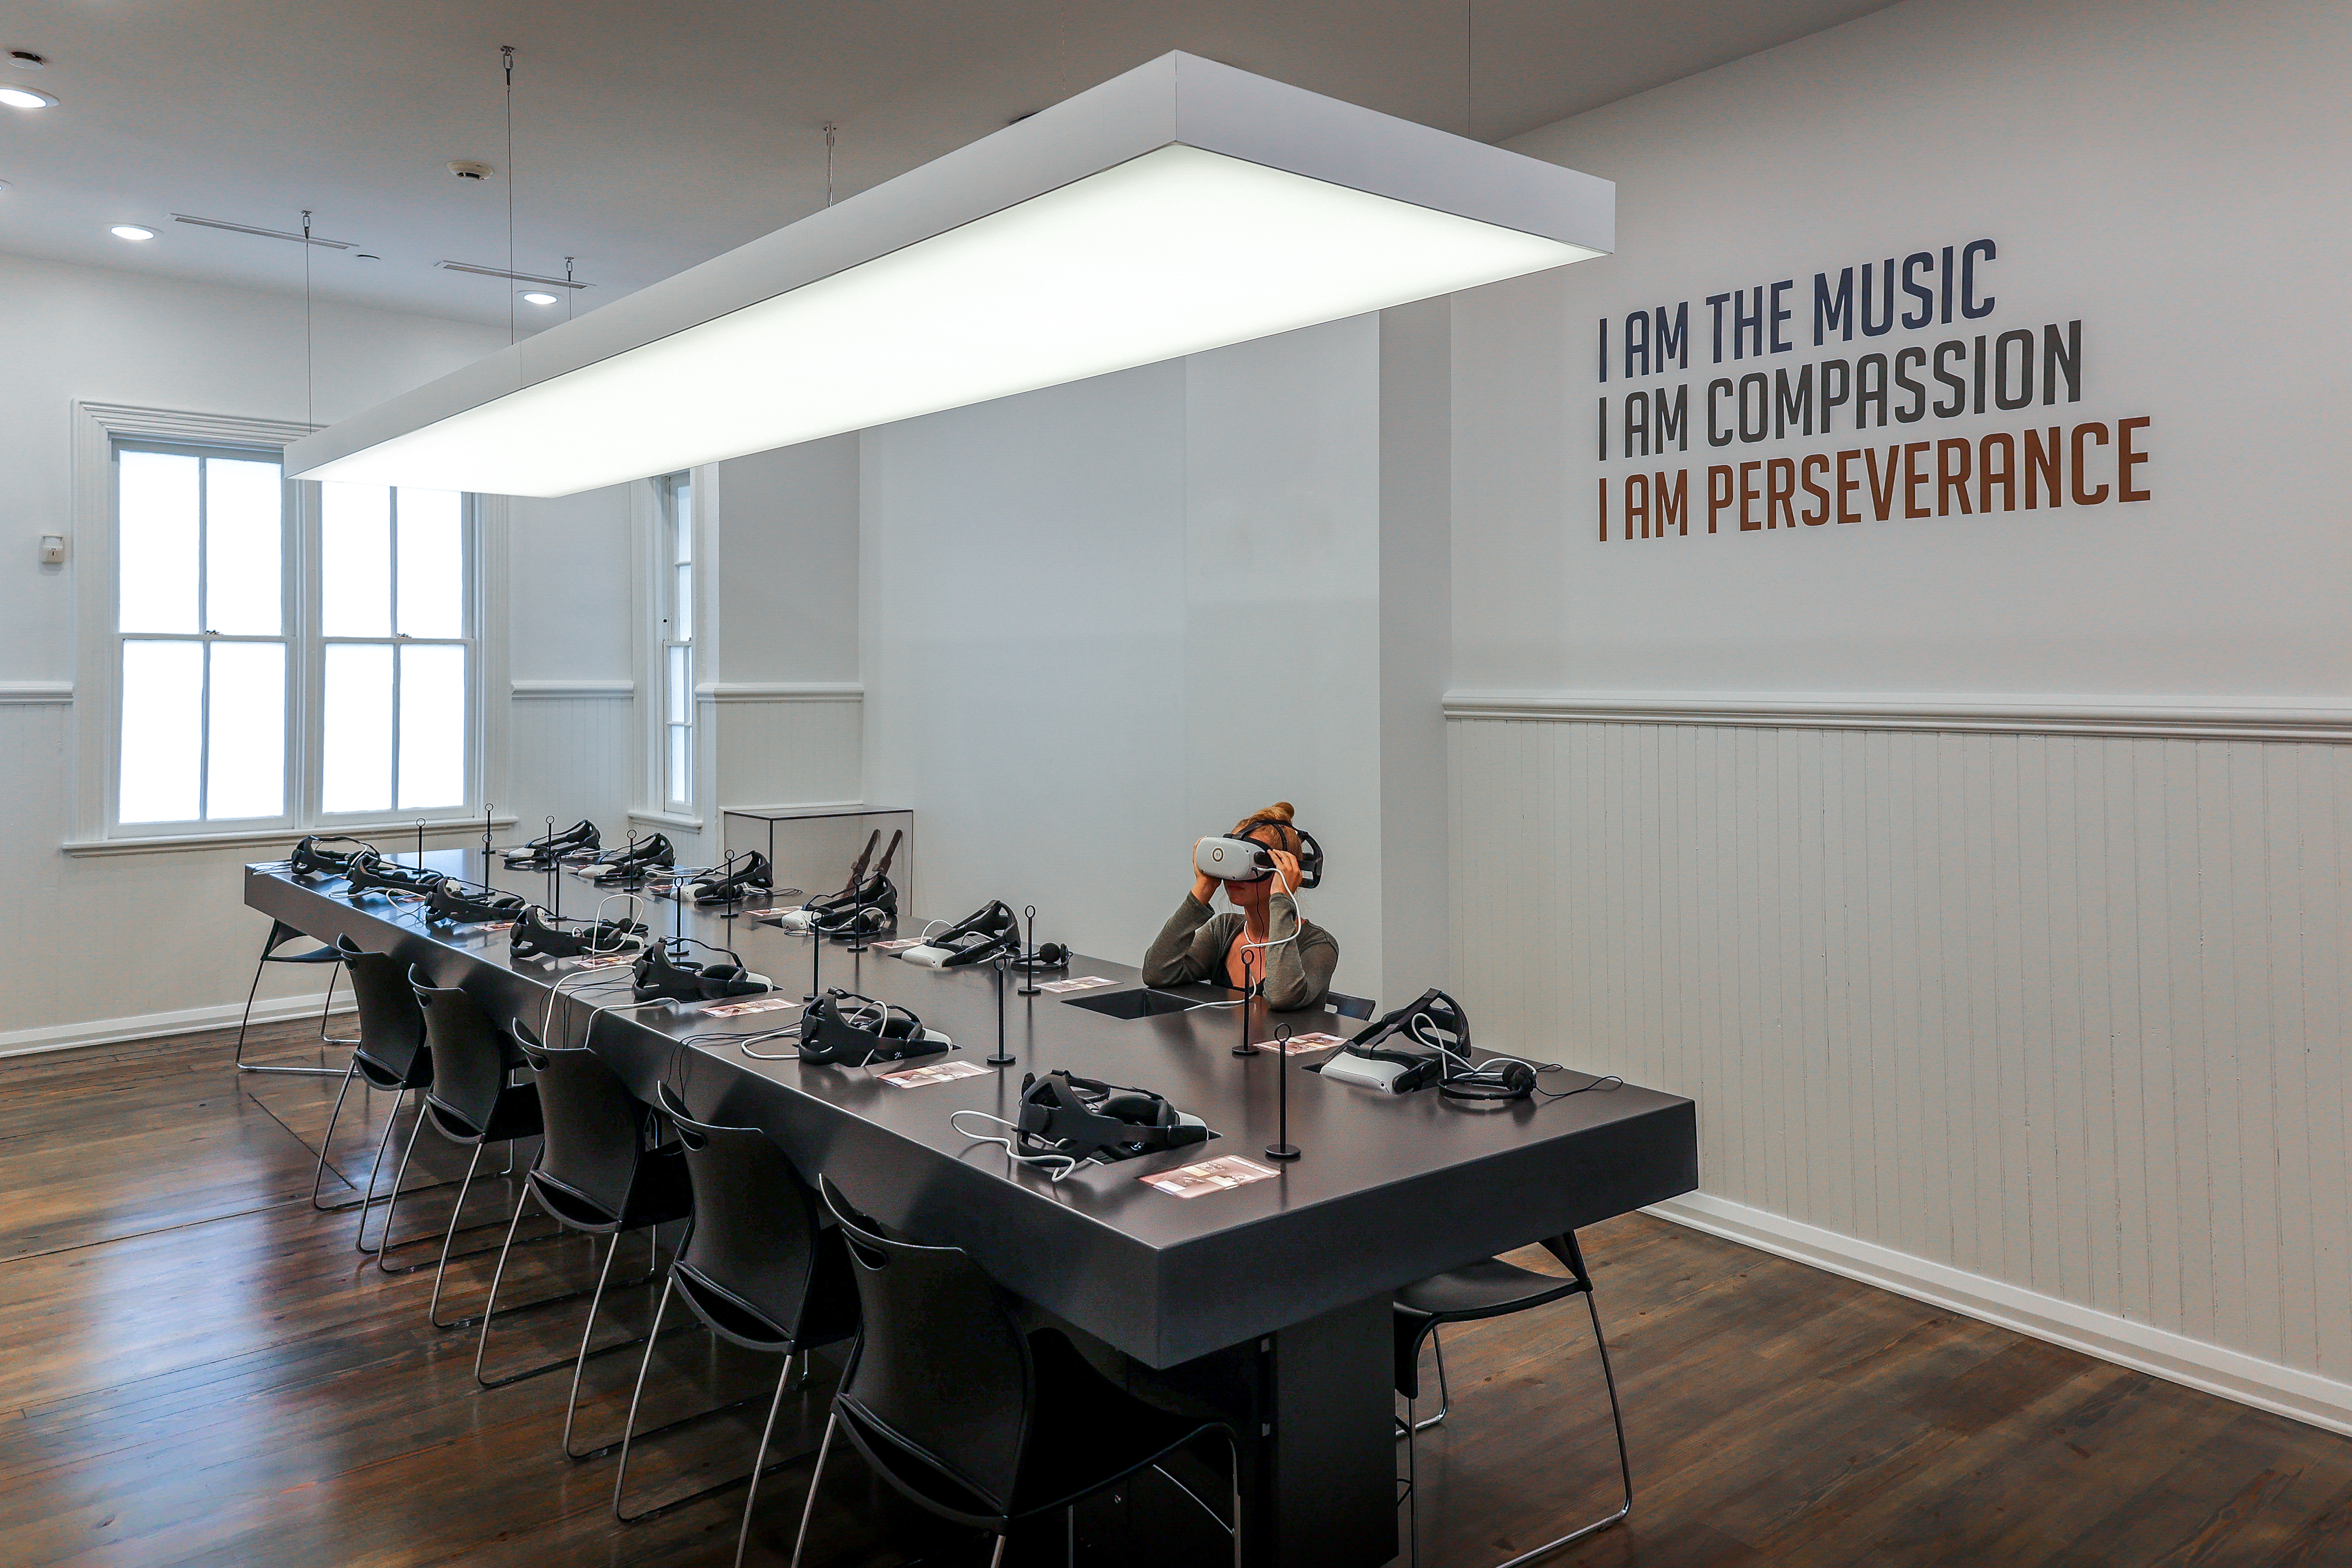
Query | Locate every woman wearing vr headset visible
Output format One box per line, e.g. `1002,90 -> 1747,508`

1143,802 -> 1338,1011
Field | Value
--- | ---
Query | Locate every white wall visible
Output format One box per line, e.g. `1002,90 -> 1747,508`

0,253 -> 634,1046
858,318 -> 1408,997
1449,0 -> 2352,1430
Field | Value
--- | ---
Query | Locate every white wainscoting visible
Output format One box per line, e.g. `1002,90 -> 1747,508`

1448,707 -> 2352,1430
508,682 -> 636,840
707,683 -> 864,812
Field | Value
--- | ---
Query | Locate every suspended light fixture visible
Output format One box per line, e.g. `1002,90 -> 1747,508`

286,52 -> 1612,498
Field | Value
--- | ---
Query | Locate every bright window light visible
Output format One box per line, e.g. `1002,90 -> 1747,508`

306,146 -> 1597,496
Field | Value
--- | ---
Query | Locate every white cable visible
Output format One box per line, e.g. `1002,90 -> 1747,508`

950,1110 -> 1078,1182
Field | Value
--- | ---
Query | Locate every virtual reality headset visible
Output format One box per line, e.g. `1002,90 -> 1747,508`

506,904 -> 647,961
1014,1069 -> 1209,1166
797,989 -> 952,1065
504,818 -> 600,868
632,937 -> 772,1004
289,835 -> 377,879
770,828 -> 902,934
343,851 -> 444,898
898,900 -> 1020,968
1194,825 -> 1324,889
582,833 -> 674,882
425,878 -> 528,926
680,849 -> 775,905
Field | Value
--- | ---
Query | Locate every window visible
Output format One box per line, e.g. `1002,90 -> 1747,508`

658,473 -> 695,811
106,434 -> 478,836
116,444 -> 290,824
318,483 -> 473,817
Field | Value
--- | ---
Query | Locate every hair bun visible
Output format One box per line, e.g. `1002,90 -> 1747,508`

1262,801 -> 1295,823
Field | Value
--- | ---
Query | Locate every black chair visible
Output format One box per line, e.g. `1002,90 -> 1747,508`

797,1176 -> 1243,1568
234,917 -> 356,1076
1393,1233 -> 1632,1568
1326,990 -> 1378,1021
610,1081 -> 860,1556
311,935 -> 442,1240
388,968 -> 544,1310
473,1020 -> 692,1458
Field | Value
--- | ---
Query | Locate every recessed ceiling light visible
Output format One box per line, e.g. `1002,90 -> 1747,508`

0,84 -> 57,109
519,291 -> 559,305
111,224 -> 156,241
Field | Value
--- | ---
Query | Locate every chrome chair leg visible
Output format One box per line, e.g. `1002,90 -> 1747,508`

317,963 -> 358,1047
361,1106 -> 429,1257
235,951 -> 352,1076
308,1061 -> 362,1210
789,1412 -> 839,1568
560,1234 -> 628,1455
1397,1327 -> 1452,1437
613,1273 -> 680,1521
1403,1291 -> 1635,1568
735,1352 -> 801,1568
473,1195 -> 649,1381
424,1145 -> 488,1317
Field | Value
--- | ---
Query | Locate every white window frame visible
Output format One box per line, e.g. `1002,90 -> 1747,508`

656,473 -> 695,813
67,402 -> 511,855
631,468 -> 706,833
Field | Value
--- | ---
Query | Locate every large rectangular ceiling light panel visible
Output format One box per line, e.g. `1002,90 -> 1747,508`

288,53 -> 1612,498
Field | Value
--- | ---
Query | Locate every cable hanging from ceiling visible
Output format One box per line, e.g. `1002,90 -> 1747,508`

502,44 -> 517,346
302,208 -> 314,426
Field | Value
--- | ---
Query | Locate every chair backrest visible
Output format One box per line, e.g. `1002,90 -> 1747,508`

514,1019 -> 645,1223
409,967 -> 514,1136
336,934 -> 428,1083
654,1081 -> 830,1339
1326,990 -> 1377,1022
820,1175 -> 1035,1510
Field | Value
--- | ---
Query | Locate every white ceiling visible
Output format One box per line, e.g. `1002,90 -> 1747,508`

0,0 -> 1894,331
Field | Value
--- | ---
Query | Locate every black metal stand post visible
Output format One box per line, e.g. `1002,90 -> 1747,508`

844,880 -> 870,954
1265,1024 -> 1299,1161
547,819 -> 561,919
987,956 -> 1016,1066
414,819 -> 426,861
482,803 -> 493,865
806,923 -> 822,1002
1017,904 -> 1041,996
1233,952 -> 1258,1057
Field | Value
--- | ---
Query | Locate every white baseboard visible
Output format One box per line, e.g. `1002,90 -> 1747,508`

0,990 -> 355,1059
1650,1191 -> 2352,1437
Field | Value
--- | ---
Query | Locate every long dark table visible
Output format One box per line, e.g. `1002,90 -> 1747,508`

248,851 -> 1696,1568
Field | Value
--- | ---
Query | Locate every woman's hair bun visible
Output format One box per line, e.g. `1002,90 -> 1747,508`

1231,801 -> 1298,840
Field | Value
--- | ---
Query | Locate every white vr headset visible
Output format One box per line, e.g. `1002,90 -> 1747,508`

1194,824 -> 1324,888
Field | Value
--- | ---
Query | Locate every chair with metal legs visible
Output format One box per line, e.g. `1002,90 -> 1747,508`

1393,1232 -> 1632,1568
310,935 -> 439,1236
609,1079 -> 860,1552
385,968 -> 543,1310
234,918 -> 356,1076
472,1019 -> 692,1459
794,1176 -> 1244,1568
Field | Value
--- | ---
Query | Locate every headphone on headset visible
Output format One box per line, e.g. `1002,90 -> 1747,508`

1014,1069 -> 1209,1165
632,938 -> 773,1003
797,989 -> 952,1064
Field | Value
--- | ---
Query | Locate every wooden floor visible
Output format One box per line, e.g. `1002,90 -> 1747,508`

3,1020 -> 2349,1567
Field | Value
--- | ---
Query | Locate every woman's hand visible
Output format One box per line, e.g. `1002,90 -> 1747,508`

1264,848 -> 1302,895
1191,840 -> 1219,906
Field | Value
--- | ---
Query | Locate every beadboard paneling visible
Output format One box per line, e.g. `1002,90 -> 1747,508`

712,692 -> 863,812
1449,715 -> 2352,1391
507,693 -> 634,844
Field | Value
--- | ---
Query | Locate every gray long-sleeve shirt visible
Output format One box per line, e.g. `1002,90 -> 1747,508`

1141,892 -> 1339,1012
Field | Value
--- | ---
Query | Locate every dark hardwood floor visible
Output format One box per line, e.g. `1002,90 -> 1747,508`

2,1017 -> 2348,1566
